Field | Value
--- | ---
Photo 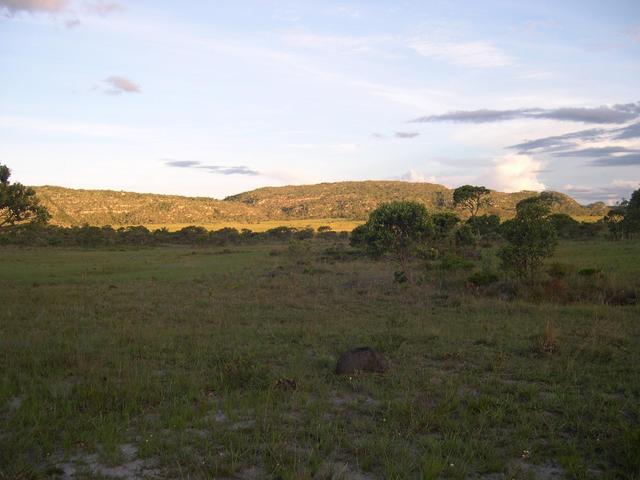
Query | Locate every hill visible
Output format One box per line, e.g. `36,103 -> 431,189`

32,182 -> 609,228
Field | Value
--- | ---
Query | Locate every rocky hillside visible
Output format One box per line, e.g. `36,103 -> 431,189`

33,182 -> 608,227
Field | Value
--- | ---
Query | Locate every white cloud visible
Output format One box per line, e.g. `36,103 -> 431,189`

612,179 -> 640,189
400,169 -> 438,183
84,0 -> 123,16
485,154 -> 545,192
627,26 -> 640,43
0,0 -> 67,14
103,76 -> 140,94
0,0 -> 123,17
407,38 -> 512,68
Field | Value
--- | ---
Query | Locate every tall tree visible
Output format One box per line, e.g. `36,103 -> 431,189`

498,194 -> 558,282
0,164 -> 50,228
452,185 -> 490,219
352,201 -> 432,282
624,188 -> 640,237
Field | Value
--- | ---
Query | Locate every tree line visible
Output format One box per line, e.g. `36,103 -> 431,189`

1,163 -> 639,260
351,187 -> 640,283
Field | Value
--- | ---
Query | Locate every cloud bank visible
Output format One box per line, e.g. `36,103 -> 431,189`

411,102 -> 640,125
165,160 -> 259,176
561,180 -> 640,204
507,121 -> 640,167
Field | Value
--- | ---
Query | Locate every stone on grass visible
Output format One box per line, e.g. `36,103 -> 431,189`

335,347 -> 388,375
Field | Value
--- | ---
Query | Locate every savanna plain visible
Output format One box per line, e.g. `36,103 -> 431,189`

1,239 -> 639,479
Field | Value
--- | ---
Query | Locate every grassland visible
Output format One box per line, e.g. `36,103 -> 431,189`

121,218 -> 363,233
1,240 -> 639,479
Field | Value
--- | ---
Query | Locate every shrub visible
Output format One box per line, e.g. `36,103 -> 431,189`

455,224 -> 476,246
547,262 -> 575,279
466,214 -> 501,237
578,267 -> 602,277
432,212 -> 460,241
467,271 -> 499,287
354,201 -> 433,282
499,195 -> 558,281
440,253 -> 475,271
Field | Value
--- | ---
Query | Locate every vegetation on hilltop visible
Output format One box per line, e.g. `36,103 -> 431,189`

33,181 -> 608,227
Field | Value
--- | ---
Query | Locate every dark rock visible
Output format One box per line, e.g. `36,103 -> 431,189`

335,347 -> 388,375
275,378 -> 297,390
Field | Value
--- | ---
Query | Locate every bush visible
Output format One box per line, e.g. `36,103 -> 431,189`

547,262 -> 575,279
455,224 -> 476,246
578,267 -> 602,277
353,201 -> 433,282
467,271 -> 499,286
432,212 -> 460,241
466,214 -> 501,237
499,195 -> 558,281
440,253 -> 475,271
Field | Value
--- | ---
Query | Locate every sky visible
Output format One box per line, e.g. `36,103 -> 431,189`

1,0 -> 639,204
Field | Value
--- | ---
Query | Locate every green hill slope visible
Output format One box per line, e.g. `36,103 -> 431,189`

33,181 -> 608,227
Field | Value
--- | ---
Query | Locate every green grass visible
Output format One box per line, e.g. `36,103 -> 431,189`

1,240 -> 639,479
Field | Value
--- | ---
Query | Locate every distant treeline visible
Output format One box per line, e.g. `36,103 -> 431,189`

0,224 -> 350,247
0,212 -> 611,247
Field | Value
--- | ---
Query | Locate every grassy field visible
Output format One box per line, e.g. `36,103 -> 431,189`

115,219 -> 363,233
1,240 -> 639,479
111,216 -> 603,234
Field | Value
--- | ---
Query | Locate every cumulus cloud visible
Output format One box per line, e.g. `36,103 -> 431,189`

408,38 -> 512,68
164,160 -> 259,176
399,169 -> 438,183
395,131 -> 419,139
484,154 -> 545,192
0,0 -> 68,14
411,102 -> 640,125
104,76 -> 141,94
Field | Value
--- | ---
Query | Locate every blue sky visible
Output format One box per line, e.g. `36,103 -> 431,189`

1,0 -> 639,203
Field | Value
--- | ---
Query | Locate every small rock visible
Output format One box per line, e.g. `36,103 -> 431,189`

275,378 -> 297,391
335,347 -> 388,375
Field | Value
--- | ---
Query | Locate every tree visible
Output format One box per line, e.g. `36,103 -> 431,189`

452,185 -> 491,219
353,201 -> 432,282
431,212 -> 460,241
625,188 -> 640,237
548,213 -> 581,239
604,204 -> 627,240
498,194 -> 557,281
0,164 -> 50,228
466,214 -> 501,238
